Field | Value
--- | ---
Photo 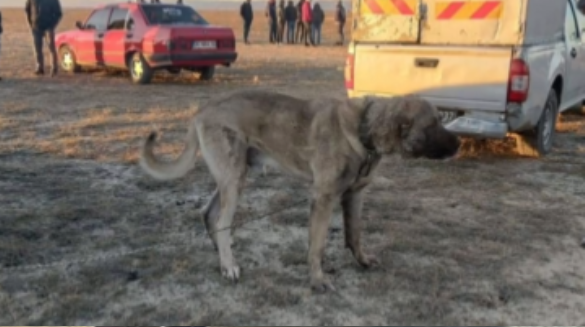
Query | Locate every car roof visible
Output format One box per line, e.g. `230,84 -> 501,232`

95,2 -> 185,10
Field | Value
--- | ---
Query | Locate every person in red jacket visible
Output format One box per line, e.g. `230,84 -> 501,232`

301,0 -> 314,46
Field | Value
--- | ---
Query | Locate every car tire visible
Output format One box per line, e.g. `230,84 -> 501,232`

199,66 -> 215,81
522,89 -> 559,156
59,45 -> 80,73
128,52 -> 154,85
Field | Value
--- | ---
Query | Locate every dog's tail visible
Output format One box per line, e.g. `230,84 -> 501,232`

139,124 -> 199,181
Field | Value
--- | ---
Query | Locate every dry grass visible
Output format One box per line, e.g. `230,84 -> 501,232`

1,7 -> 585,327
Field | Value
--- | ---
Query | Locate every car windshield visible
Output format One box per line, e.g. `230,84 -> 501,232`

141,5 -> 208,25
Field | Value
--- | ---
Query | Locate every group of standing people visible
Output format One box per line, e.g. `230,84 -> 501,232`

240,0 -> 346,46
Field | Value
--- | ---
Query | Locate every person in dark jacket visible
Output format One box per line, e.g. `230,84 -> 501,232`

311,2 -> 324,45
284,0 -> 297,44
335,0 -> 346,45
295,0 -> 305,43
277,0 -> 286,44
25,0 -> 63,76
0,9 -> 3,81
240,0 -> 254,44
265,0 -> 278,43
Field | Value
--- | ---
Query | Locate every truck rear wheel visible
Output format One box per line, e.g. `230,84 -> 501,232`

518,89 -> 558,157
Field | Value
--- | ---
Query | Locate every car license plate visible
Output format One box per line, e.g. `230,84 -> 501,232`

192,40 -> 216,49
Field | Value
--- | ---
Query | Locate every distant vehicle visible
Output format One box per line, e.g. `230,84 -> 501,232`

345,0 -> 583,157
55,2 -> 238,84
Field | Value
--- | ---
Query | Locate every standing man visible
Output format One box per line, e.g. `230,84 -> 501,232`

277,0 -> 286,45
265,0 -> 278,44
25,0 -> 63,76
335,0 -> 346,45
0,9 -> 3,81
311,2 -> 324,46
295,0 -> 305,44
301,0 -> 314,46
284,0 -> 297,44
240,0 -> 254,44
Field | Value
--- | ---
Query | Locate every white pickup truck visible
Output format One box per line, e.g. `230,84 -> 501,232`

345,0 -> 583,156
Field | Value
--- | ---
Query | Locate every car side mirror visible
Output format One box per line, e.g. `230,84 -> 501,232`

75,21 -> 84,30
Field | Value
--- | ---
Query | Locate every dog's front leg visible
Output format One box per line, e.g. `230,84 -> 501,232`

308,192 -> 336,293
341,190 -> 379,268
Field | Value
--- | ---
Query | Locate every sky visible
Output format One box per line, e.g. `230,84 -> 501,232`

0,0 -> 344,10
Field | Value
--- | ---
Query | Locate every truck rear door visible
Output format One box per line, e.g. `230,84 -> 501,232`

352,0 -> 420,43
350,0 -> 524,112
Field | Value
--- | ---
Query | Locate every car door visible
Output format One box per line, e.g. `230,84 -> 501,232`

84,7 -> 113,66
562,0 -> 585,108
571,0 -> 585,108
102,7 -> 130,68
75,8 -> 110,65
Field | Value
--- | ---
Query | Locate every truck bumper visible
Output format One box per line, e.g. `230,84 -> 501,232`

347,90 -> 509,139
443,116 -> 508,139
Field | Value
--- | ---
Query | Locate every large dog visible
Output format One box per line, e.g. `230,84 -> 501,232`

140,90 -> 460,292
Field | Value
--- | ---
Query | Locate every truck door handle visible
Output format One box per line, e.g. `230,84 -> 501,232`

571,48 -> 577,58
415,58 -> 439,68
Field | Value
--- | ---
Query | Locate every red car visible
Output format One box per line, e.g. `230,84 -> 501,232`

55,2 -> 237,84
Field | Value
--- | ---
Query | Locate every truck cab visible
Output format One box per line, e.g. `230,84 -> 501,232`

345,0 -> 584,156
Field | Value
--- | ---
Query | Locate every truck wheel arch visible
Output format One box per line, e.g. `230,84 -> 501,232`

551,76 -> 563,104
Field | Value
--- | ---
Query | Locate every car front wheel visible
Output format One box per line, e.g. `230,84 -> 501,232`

199,66 -> 215,81
59,45 -> 80,73
128,52 -> 154,85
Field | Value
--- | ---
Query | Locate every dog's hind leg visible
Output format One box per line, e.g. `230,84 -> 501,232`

341,190 -> 379,268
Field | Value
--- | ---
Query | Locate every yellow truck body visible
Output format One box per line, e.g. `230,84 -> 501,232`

345,0 -> 572,156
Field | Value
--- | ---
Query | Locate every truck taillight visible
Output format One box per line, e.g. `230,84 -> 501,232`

507,58 -> 529,103
345,54 -> 355,90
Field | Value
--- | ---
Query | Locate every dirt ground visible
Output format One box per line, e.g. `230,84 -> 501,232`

1,7 -> 585,326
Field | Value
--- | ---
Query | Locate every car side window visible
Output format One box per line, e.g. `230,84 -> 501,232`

85,8 -> 112,31
107,8 -> 129,30
565,0 -> 580,42
574,4 -> 585,38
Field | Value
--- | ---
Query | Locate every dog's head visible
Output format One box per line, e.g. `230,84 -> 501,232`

363,95 -> 460,160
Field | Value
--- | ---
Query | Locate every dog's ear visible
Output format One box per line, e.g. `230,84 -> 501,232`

392,100 -> 414,140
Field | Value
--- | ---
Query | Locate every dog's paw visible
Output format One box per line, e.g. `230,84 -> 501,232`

358,253 -> 380,269
310,278 -> 336,294
221,264 -> 241,283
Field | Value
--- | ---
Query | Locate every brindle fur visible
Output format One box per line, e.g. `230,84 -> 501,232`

139,89 -> 460,292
